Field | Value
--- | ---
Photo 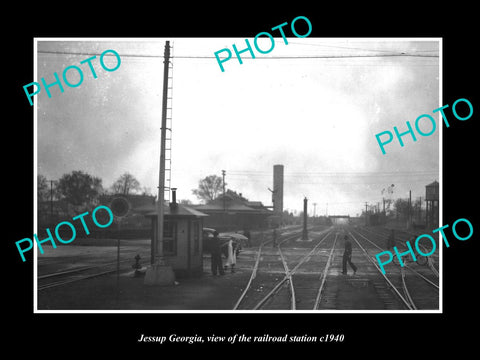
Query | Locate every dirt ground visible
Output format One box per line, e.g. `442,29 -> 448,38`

37,266 -> 253,311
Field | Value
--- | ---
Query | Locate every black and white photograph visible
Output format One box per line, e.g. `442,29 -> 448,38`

33,37 -> 441,312
6,6 -> 478,355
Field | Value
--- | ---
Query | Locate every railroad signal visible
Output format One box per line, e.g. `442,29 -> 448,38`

110,196 -> 130,218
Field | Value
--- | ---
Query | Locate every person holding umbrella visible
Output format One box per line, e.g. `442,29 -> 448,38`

211,231 -> 225,276
224,237 -> 237,273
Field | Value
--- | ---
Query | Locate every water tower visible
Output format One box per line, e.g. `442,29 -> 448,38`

272,164 -> 284,215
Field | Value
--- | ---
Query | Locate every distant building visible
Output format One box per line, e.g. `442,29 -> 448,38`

98,193 -> 156,232
193,194 -> 272,231
38,193 -> 157,239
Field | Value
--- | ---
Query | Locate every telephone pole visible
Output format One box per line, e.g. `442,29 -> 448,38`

408,190 -> 412,229
364,202 -> 368,225
49,179 -> 54,220
145,40 -> 175,286
222,169 -> 226,212
302,197 -> 309,240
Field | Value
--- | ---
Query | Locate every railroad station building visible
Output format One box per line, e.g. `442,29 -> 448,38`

193,194 -> 272,232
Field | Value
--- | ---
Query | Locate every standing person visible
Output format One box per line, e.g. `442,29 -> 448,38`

386,229 -> 396,251
244,228 -> 251,247
342,235 -> 357,275
224,238 -> 237,273
211,231 -> 225,276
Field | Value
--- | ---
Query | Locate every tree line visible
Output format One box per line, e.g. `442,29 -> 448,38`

38,172 -> 238,209
38,171 -> 150,207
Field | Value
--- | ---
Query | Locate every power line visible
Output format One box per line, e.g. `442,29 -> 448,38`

37,50 -> 438,60
173,54 -> 438,60
282,40 -> 439,54
227,170 -> 438,176
280,180 -> 437,185
38,50 -> 163,58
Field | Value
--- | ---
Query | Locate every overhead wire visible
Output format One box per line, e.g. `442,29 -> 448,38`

37,50 -> 438,60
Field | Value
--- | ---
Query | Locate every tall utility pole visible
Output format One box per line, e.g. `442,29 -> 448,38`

49,180 -> 54,220
302,197 -> 308,240
365,202 -> 368,225
408,190 -> 412,228
222,169 -> 226,211
418,196 -> 422,223
156,40 -> 170,262
145,41 -> 175,286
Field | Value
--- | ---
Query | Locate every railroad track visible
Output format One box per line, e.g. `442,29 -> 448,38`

358,226 -> 440,279
358,226 -> 440,309
349,228 -> 439,310
233,227 -> 335,310
37,250 -> 150,291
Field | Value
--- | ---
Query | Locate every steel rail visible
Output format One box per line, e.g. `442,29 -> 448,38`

251,231 -> 308,310
400,267 -> 418,310
313,233 -> 338,310
232,242 -> 265,310
352,228 -> 436,309
38,259 -> 133,279
232,228 -> 307,310
360,226 -> 439,278
252,230 -> 333,310
404,265 -> 439,289
38,251 -> 151,291
38,268 -> 120,291
348,231 -> 414,310
354,228 -> 439,289
277,242 -> 296,310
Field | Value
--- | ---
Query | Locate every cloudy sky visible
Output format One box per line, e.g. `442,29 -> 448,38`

35,38 -> 440,216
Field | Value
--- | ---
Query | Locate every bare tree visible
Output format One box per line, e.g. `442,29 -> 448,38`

393,198 -> 410,220
110,172 -> 141,195
192,175 -> 224,203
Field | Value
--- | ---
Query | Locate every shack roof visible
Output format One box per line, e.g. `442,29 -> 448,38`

141,202 -> 208,218
194,201 -> 271,214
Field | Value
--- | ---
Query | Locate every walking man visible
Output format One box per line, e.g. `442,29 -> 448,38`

211,231 -> 225,276
342,235 -> 357,275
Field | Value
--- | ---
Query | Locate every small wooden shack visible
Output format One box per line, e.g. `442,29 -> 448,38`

145,192 -> 208,277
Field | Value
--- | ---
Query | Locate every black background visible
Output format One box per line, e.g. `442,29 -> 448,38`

6,4 -> 478,355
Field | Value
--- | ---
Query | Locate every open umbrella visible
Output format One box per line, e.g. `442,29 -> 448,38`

221,232 -> 249,241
